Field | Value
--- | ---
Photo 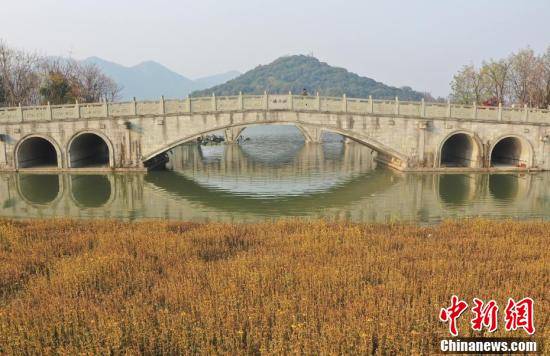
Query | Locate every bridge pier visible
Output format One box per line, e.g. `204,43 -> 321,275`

224,127 -> 245,144
297,125 -> 323,143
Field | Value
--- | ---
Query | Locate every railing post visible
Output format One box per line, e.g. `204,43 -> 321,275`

473,102 -> 477,119
212,93 -> 217,111
264,91 -> 268,110
75,100 -> 80,119
288,91 -> 293,110
46,101 -> 52,120
523,104 -> 528,122
447,99 -> 451,118
342,94 -> 347,112
132,97 -> 137,115
316,92 -> 321,111
395,96 -> 399,115
369,95 -> 373,113
104,98 -> 109,117
18,103 -> 23,121
498,102 -> 502,121
186,95 -> 192,113
420,98 -> 425,117
160,95 -> 165,114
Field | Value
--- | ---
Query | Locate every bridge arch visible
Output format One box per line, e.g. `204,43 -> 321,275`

67,130 -> 114,169
438,131 -> 482,168
321,127 -> 408,169
15,134 -> 62,169
236,123 -> 317,143
489,135 -> 533,169
143,124 -> 251,163
141,122 -> 409,170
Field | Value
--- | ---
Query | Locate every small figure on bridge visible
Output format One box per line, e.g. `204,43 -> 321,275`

301,88 -> 309,96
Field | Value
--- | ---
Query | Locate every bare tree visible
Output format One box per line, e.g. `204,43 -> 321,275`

481,59 -> 509,104
0,40 -> 41,106
450,46 -> 550,108
508,48 -> 540,106
0,75 -> 5,105
539,47 -> 550,108
39,58 -> 122,103
450,64 -> 488,104
71,61 -> 122,102
39,57 -> 76,104
0,40 -> 122,107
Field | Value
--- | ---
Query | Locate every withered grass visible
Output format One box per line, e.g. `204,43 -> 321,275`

0,218 -> 548,354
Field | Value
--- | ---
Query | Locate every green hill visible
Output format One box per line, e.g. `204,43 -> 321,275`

191,55 -> 425,100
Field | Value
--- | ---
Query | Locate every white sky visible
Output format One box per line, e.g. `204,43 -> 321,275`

1,0 -> 548,97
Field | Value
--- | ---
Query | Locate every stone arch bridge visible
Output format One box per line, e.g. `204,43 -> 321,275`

0,93 -> 549,172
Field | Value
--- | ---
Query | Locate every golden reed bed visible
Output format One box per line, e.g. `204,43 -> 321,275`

0,219 -> 548,354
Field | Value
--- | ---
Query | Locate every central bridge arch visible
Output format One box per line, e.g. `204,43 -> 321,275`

141,121 -> 409,170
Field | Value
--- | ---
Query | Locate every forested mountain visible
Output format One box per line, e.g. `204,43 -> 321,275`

191,55 -> 426,100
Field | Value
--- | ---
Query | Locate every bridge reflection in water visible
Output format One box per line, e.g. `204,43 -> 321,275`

0,130 -> 549,222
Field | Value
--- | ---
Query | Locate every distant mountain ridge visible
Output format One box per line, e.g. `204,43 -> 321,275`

83,57 -> 240,100
191,55 -> 425,100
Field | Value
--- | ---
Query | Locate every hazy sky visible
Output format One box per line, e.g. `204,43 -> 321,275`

1,0 -> 548,97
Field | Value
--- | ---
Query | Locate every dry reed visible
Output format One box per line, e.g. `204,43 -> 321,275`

0,218 -> 548,354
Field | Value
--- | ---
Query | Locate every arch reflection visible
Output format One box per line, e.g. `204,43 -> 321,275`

438,174 -> 476,206
147,140 -> 397,215
489,174 -> 519,202
70,175 -> 112,208
166,141 -> 377,197
0,169 -> 546,223
18,174 -> 61,205
145,168 -> 398,216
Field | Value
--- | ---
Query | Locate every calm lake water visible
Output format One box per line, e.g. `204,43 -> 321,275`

1,125 -> 549,223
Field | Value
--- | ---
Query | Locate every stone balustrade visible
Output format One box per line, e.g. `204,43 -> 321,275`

1,94 -> 548,124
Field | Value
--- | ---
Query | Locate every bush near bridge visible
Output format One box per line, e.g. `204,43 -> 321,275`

0,218 -> 548,354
